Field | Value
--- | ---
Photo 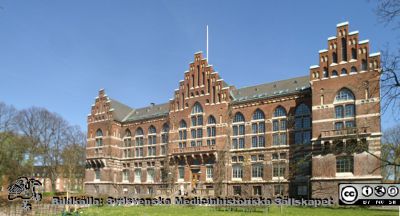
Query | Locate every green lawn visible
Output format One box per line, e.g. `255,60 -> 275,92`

79,205 -> 397,216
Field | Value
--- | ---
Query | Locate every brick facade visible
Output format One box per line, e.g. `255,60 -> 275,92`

84,22 -> 382,200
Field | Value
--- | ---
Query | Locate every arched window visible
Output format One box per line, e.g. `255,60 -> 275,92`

178,120 -> 187,149
294,104 -> 311,145
332,52 -> 338,63
233,112 -> 245,123
207,115 -> 216,145
361,59 -> 367,71
191,102 -> 203,114
274,106 -> 286,117
335,88 -> 355,102
232,112 -> 245,149
272,107 -> 287,146
135,127 -> 144,158
332,70 -> 338,76
191,102 -> 203,126
341,68 -> 347,75
190,103 -> 203,147
334,89 -> 356,131
252,109 -> 265,120
123,129 -> 132,147
251,109 -> 265,148
95,129 -> 103,147
351,66 -> 357,73
148,125 -> 156,145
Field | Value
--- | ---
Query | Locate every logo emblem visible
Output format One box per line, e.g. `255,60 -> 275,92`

374,185 -> 386,197
361,186 -> 373,197
7,177 -> 42,211
387,186 -> 399,197
341,186 -> 358,203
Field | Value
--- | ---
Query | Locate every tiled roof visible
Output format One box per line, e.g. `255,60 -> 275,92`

123,103 -> 169,122
109,99 -> 133,122
230,76 -> 310,103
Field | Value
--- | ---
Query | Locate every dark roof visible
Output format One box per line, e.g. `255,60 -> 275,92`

230,76 -> 310,103
109,99 -> 133,122
123,103 -> 169,122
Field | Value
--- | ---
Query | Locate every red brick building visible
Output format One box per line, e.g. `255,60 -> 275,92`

85,22 -> 382,200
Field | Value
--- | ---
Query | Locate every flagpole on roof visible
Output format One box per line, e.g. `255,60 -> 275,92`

206,25 -> 209,61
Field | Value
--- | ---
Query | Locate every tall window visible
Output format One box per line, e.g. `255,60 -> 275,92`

351,48 -> 357,60
148,126 -> 156,145
178,167 -> 185,180
361,59 -> 368,71
273,163 -> 286,178
95,129 -> 103,147
323,67 -> 329,78
294,104 -> 311,145
135,128 -> 144,158
147,168 -> 155,183
251,164 -> 263,179
179,120 -> 187,148
122,169 -> 129,182
134,169 -> 141,183
160,123 -> 169,155
272,107 -> 287,146
232,112 -> 245,149
206,166 -> 213,181
206,115 -> 216,146
341,37 -> 347,61
191,103 -> 203,147
251,109 -> 265,148
336,156 -> 354,173
123,129 -> 132,147
332,52 -> 338,63
334,88 -> 356,131
94,169 -> 101,181
232,164 -> 243,179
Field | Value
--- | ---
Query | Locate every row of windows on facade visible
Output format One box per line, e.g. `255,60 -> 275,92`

233,185 -> 286,196
313,59 -> 379,79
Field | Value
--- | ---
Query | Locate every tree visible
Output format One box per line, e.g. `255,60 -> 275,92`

381,124 -> 400,181
373,0 -> 400,115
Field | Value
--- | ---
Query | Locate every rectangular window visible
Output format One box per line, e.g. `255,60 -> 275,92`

280,133 -> 287,145
258,136 -> 265,147
232,139 -> 238,149
253,186 -> 262,196
345,104 -> 355,117
273,120 -> 279,131
336,156 -> 354,173
233,126 -> 238,136
335,106 -> 344,118
134,169 -> 141,183
273,134 -> 279,146
274,185 -> 284,196
206,166 -> 213,180
123,170 -> 129,182
280,120 -> 287,130
161,145 -> 166,155
335,122 -> 344,130
258,122 -> 265,133
239,125 -> 245,135
197,129 -> 203,138
252,164 -> 263,178
95,169 -> 101,181
191,129 -> 196,139
147,168 -> 155,182
232,165 -> 243,179
252,123 -> 258,134
233,186 -> 241,195
238,138 -> 245,149
303,131 -> 311,144
252,136 -> 257,148
273,165 -> 285,177
178,167 -> 185,179
346,121 -> 355,128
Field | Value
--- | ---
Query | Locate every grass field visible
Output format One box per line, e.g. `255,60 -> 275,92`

79,205 -> 398,216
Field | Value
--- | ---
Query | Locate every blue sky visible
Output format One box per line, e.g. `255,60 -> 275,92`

0,0 -> 397,131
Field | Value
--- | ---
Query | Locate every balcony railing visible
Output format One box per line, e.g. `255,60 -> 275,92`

86,147 -> 105,159
321,127 -> 369,138
173,145 -> 216,154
